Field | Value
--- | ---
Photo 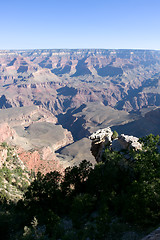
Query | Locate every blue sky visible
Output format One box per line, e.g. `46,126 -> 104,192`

0,0 -> 160,50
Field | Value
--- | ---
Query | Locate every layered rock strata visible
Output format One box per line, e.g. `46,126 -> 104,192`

0,49 -> 160,113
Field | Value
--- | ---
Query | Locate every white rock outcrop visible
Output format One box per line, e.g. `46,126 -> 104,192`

89,128 -> 113,162
89,127 -> 142,162
89,127 -> 113,143
112,134 -> 142,152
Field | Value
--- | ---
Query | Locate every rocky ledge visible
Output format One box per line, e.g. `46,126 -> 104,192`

90,127 -> 142,162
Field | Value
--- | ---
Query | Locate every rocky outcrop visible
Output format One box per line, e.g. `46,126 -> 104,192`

90,127 -> 113,143
90,128 -> 113,161
112,134 -> 142,152
90,127 -> 142,162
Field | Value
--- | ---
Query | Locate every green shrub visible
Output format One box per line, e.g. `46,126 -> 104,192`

0,177 -> 4,187
0,190 -> 9,204
97,134 -> 160,227
2,166 -> 12,183
1,142 -> 7,148
112,130 -> 119,139
14,167 -> 23,177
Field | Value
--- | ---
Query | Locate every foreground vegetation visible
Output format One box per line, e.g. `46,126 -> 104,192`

1,134 -> 160,239
0,143 -> 31,203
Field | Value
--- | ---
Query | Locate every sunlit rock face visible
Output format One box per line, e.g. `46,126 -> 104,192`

112,134 -> 142,152
90,127 -> 142,162
90,127 -> 113,162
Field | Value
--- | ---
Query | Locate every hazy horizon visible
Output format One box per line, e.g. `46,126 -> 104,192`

1,48 -> 160,51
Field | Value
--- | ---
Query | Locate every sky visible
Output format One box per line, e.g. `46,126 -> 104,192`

0,0 -> 160,50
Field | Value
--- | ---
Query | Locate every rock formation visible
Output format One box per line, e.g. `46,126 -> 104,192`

89,127 -> 113,143
90,128 -> 113,162
0,106 -> 73,174
112,134 -> 142,152
90,127 -> 142,162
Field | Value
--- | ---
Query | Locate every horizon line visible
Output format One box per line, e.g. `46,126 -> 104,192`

0,48 -> 160,51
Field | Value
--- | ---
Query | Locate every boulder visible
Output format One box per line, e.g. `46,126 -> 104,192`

112,134 -> 142,152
